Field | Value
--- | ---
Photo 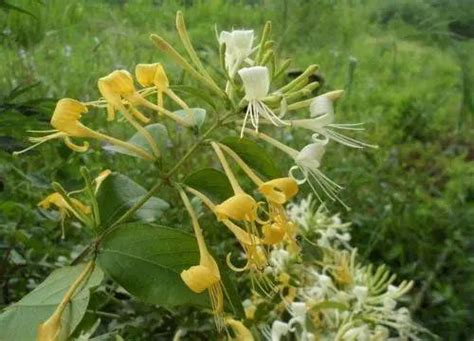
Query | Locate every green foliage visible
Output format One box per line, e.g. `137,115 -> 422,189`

96,173 -> 169,228
0,0 -> 472,339
97,223 -> 209,309
0,263 -> 103,341
184,168 -> 233,202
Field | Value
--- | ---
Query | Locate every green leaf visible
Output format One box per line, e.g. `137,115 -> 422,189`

103,123 -> 170,159
0,263 -> 103,341
184,168 -> 233,202
221,136 -> 281,179
97,223 -> 209,308
96,173 -> 169,228
174,107 -> 206,129
98,223 -> 243,314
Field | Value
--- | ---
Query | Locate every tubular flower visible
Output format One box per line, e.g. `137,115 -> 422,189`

258,177 -> 299,205
215,193 -> 257,222
219,30 -> 254,76
185,186 -> 267,275
246,129 -> 343,205
288,90 -> 377,149
225,318 -> 255,341
97,69 -> 150,123
39,192 -> 90,217
13,99 -> 155,160
178,189 -> 224,329
135,63 -> 193,119
238,66 -> 287,137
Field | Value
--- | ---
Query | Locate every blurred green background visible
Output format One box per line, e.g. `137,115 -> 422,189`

0,0 -> 473,339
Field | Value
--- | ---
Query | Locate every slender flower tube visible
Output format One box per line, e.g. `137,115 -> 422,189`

37,261 -> 95,341
238,66 -> 287,137
287,90 -> 377,149
135,63 -> 193,120
13,99 -> 154,160
216,142 -> 299,245
211,142 -> 258,222
178,188 -> 224,329
219,30 -> 254,76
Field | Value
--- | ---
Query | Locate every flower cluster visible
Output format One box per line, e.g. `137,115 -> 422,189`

226,196 -> 428,341
15,12 -> 426,340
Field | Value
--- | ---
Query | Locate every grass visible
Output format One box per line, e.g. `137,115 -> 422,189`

0,0 -> 473,339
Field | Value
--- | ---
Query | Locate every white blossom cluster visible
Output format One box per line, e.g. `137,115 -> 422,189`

243,196 -> 429,340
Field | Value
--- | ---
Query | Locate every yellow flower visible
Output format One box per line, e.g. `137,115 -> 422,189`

13,99 -> 154,160
98,70 -> 136,111
178,188 -> 224,329
39,192 -> 91,216
258,177 -> 298,204
135,63 -> 193,119
214,193 -> 257,222
261,221 -> 286,245
225,318 -> 255,341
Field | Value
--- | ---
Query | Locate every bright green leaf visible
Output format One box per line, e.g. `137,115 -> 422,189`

171,85 -> 218,110
96,173 -> 169,228
97,223 -> 243,314
97,223 -> 209,308
184,168 -> 233,202
103,123 -> 170,159
0,263 -> 103,341
221,136 -> 281,179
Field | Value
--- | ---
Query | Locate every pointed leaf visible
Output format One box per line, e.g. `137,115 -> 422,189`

184,168 -> 233,202
96,173 -> 169,228
221,136 -> 281,179
97,223 -> 209,308
0,264 -> 103,341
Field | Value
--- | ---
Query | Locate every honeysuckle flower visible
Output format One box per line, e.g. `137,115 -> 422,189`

238,66 -> 287,137
215,142 -> 298,246
288,302 -> 307,330
262,320 -> 289,341
98,69 -> 191,130
248,130 -> 343,206
219,29 -> 254,75
185,186 -> 267,277
178,189 -> 224,329
135,63 -> 193,119
13,98 -> 155,160
214,193 -> 258,222
225,318 -> 254,341
39,191 -> 91,238
287,90 -> 377,149
258,177 -> 298,205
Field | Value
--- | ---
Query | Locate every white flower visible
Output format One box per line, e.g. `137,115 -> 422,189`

269,249 -> 290,273
290,137 -> 344,205
342,325 -> 370,340
288,90 -> 377,149
238,66 -> 286,136
263,320 -> 289,341
353,285 -> 369,305
219,30 -> 254,75
288,302 -> 307,326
